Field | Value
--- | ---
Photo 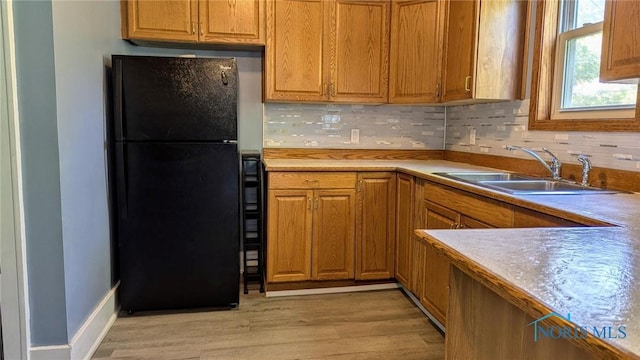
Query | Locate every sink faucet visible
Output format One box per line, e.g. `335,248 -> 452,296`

505,145 -> 562,180
577,155 -> 592,186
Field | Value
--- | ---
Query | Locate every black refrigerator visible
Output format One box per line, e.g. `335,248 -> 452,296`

110,55 -> 239,313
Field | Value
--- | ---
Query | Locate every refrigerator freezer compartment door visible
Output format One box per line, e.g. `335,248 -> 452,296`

113,56 -> 238,142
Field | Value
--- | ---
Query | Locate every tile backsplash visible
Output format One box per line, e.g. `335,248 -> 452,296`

446,100 -> 640,172
263,100 -> 640,172
263,103 -> 445,149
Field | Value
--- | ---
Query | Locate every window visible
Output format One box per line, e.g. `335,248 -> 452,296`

529,0 -> 640,131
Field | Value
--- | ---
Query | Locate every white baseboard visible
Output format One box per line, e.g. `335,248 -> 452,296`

29,345 -> 71,360
30,283 -> 119,360
266,282 -> 400,297
70,283 -> 119,360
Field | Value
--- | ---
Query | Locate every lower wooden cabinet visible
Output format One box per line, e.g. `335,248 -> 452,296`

419,180 -> 588,326
267,171 -> 399,284
356,172 -> 396,280
267,187 -> 356,283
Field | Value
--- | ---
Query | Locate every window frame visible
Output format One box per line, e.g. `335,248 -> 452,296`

529,0 -> 640,131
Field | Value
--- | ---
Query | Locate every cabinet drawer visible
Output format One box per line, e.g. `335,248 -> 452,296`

268,172 -> 357,189
424,181 -> 513,228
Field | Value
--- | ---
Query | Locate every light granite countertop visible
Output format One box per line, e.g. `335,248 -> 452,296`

265,158 -> 640,358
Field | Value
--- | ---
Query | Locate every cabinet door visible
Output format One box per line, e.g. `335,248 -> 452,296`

441,0 -> 478,102
356,173 -> 396,280
125,0 -> 198,42
312,189 -> 356,280
330,0 -> 390,103
409,178 -> 425,294
389,0 -> 444,103
422,200 -> 458,324
424,200 -> 459,229
600,0 -> 640,82
395,173 -> 414,287
265,0 -> 329,101
412,237 -> 427,301
199,0 -> 264,44
267,190 -> 313,282
421,242 -> 448,324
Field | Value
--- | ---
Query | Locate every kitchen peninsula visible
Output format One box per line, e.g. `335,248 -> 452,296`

263,155 -> 640,360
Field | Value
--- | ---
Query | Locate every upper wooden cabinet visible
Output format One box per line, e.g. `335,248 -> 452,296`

265,0 -> 390,103
389,0 -> 444,103
441,0 -> 527,103
600,0 -> 640,83
122,0 -> 264,46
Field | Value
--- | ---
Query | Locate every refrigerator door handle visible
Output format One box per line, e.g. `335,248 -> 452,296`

115,143 -> 128,219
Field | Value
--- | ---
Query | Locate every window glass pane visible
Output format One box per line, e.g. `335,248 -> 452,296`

561,31 -> 637,110
576,0 -> 605,27
562,0 -> 606,32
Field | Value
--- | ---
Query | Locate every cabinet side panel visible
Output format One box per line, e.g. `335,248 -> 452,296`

447,268 -> 598,359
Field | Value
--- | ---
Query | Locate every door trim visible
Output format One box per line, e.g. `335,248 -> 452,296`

1,1 -> 30,358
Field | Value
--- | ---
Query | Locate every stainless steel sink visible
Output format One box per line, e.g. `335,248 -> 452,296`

433,172 -> 619,195
434,172 -> 537,182
480,180 -> 619,195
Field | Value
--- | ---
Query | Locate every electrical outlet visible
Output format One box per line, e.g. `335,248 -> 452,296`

351,128 -> 360,144
469,129 -> 476,145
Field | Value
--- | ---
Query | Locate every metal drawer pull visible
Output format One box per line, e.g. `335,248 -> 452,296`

304,179 -> 319,183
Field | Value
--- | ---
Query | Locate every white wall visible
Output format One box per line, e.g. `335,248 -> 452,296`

12,0 -> 68,346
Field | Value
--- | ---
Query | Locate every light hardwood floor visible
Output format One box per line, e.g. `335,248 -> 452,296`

92,289 -> 445,360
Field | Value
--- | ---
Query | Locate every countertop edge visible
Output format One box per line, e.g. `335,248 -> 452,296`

414,229 -> 640,360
